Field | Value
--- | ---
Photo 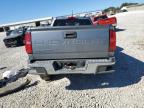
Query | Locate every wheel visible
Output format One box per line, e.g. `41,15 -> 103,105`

35,67 -> 50,81
39,74 -> 50,81
6,45 -> 10,48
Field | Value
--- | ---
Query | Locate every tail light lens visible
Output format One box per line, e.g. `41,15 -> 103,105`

25,32 -> 32,54
109,30 -> 116,52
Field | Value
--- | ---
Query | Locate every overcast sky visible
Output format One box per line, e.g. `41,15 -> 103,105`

0,0 -> 143,24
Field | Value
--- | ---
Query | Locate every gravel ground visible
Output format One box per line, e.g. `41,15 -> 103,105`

0,11 -> 144,108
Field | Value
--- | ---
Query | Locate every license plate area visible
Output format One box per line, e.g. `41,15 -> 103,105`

52,60 -> 86,71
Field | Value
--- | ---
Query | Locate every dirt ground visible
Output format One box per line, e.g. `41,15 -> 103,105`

0,11 -> 144,108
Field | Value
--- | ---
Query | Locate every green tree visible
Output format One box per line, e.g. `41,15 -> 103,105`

120,2 -> 138,8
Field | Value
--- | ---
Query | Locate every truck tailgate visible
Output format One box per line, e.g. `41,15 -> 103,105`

30,25 -> 110,60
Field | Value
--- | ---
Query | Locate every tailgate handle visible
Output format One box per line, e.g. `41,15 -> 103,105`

64,32 -> 77,39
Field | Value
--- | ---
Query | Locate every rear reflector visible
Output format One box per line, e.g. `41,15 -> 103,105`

109,30 -> 116,52
25,32 -> 32,54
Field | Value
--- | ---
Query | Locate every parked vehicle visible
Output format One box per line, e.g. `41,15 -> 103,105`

25,17 -> 116,80
6,30 -> 13,36
3,27 -> 27,48
92,14 -> 117,27
93,14 -> 108,21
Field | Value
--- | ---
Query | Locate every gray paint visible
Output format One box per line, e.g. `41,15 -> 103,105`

30,25 -> 110,60
28,25 -> 115,75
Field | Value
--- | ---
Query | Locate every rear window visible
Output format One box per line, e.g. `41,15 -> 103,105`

9,30 -> 23,36
53,19 -> 92,26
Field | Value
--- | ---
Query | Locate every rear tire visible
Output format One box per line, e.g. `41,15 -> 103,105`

6,45 -> 10,48
35,67 -> 50,81
39,74 -> 50,81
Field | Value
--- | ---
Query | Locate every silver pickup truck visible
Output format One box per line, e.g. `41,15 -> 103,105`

25,17 -> 116,80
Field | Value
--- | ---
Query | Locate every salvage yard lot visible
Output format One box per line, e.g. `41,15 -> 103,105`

0,11 -> 144,108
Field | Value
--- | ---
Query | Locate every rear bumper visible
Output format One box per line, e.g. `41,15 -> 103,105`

3,38 -> 17,46
3,37 -> 24,47
28,57 -> 115,75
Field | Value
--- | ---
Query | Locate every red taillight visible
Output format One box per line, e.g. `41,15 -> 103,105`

25,32 -> 32,54
109,30 -> 116,52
